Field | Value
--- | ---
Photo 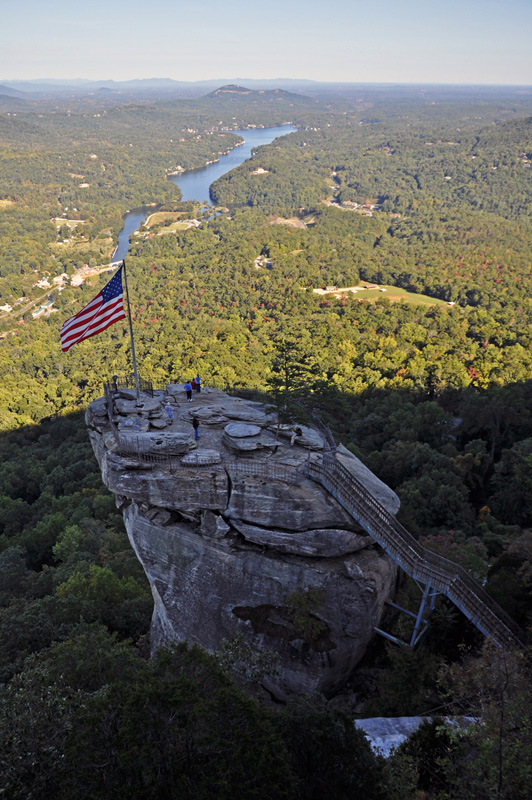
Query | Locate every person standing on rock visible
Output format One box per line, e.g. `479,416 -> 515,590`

191,377 -> 197,392
192,415 -> 200,440
184,381 -> 192,402
195,374 -> 201,393
164,404 -> 174,422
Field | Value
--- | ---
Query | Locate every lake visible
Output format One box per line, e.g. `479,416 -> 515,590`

167,124 -> 296,203
113,124 -> 296,262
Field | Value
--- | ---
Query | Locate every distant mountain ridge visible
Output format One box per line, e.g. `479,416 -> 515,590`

209,84 -> 293,96
209,84 -> 257,95
0,77 -> 320,99
205,84 -> 316,106
0,83 -> 26,98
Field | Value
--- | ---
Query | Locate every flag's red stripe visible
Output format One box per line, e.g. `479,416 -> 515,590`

61,311 -> 125,352
61,300 -> 125,351
61,303 -> 125,351
81,305 -> 125,338
60,293 -> 103,335
61,307 -> 125,350
61,304 -> 113,342
61,309 -> 125,352
60,266 -> 125,352
61,292 -> 124,337
61,296 -> 123,343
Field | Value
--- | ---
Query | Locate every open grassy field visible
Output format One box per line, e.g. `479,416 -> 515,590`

143,211 -> 202,235
49,235 -> 114,257
145,211 -> 190,227
313,282 -> 451,308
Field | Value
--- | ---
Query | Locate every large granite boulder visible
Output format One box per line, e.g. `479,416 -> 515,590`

272,423 -> 325,450
225,474 -> 355,531
120,431 -> 192,455
86,389 -> 400,696
335,444 -> 401,516
114,396 -> 163,416
124,503 -> 395,697
230,519 -> 370,557
101,454 -> 229,512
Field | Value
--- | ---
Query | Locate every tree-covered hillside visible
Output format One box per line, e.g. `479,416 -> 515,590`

1,86 -> 532,799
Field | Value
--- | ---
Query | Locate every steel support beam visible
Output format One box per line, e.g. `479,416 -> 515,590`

374,582 -> 440,648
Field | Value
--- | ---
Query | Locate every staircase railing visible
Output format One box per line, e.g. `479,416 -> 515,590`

307,452 -> 526,651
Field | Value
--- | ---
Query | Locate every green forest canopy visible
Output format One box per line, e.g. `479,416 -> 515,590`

1,84 -> 532,799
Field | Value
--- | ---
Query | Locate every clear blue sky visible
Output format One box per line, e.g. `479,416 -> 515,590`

2,0 -> 531,85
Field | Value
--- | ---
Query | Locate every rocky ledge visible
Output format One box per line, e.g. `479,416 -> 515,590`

86,385 -> 400,697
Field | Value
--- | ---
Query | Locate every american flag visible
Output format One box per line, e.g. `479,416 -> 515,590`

60,267 -> 126,352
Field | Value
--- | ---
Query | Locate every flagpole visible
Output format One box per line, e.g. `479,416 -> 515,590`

122,259 -> 141,406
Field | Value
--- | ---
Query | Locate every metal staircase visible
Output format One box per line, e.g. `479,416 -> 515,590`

307,452 -> 526,651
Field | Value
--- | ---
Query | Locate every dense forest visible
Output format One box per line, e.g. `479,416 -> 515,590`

1,84 -> 532,799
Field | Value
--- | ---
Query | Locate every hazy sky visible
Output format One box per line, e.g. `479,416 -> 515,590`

2,0 -> 531,85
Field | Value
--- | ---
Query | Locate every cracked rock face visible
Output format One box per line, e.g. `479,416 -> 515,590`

86,387 -> 399,697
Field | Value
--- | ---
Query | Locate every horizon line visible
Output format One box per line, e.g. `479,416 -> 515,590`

2,77 -> 532,89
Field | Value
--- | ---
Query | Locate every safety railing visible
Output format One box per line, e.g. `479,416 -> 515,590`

307,452 -> 526,651
107,374 -> 154,396
110,435 -> 305,485
223,458 -> 305,485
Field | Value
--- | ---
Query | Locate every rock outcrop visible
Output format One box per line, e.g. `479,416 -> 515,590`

86,385 -> 400,697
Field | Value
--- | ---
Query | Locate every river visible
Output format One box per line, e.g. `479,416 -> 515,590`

112,124 -> 296,262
